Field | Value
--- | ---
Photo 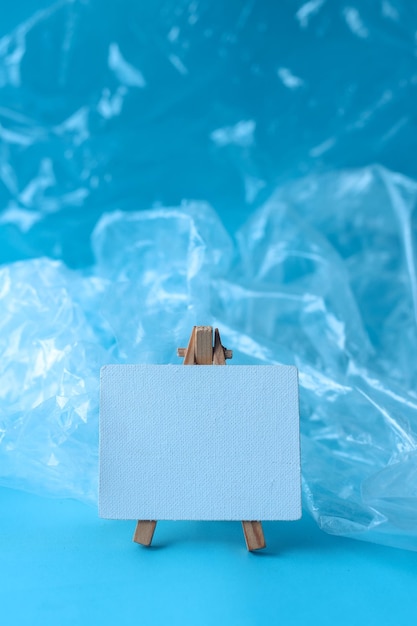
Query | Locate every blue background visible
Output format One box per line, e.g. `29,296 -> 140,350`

1,1 -> 417,622
1,0 -> 417,266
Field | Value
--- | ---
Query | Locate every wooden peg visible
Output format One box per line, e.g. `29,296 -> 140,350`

183,326 -> 197,365
242,521 -> 266,551
133,520 -> 157,546
195,326 -> 213,364
213,327 -> 226,365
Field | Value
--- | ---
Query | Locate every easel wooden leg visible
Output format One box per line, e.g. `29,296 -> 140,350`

242,521 -> 266,551
133,520 -> 157,546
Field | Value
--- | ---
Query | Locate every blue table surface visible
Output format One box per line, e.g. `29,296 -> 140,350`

1,486 -> 415,626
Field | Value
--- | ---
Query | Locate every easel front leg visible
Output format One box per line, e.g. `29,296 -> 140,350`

242,521 -> 266,551
133,520 -> 157,546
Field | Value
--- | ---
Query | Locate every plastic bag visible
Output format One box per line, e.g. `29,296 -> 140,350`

1,1 -> 417,551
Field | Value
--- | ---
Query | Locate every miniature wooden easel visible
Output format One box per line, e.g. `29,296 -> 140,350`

133,326 -> 266,551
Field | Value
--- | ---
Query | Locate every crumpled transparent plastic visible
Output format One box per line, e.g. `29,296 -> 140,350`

0,201 -> 230,502
220,165 -> 417,551
1,2 -> 417,552
1,167 -> 417,552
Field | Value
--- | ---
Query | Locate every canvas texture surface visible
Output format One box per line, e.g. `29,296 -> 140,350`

99,365 -> 301,521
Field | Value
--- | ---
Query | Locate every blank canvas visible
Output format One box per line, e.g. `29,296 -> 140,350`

99,364 -> 301,521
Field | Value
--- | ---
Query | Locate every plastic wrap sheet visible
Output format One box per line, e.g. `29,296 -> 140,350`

0,202 -> 229,501
219,165 -> 417,551
1,1 -> 417,551
1,167 -> 417,551
1,0 -> 417,256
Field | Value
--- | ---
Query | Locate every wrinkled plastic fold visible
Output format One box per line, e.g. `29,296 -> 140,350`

1,167 -> 417,551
